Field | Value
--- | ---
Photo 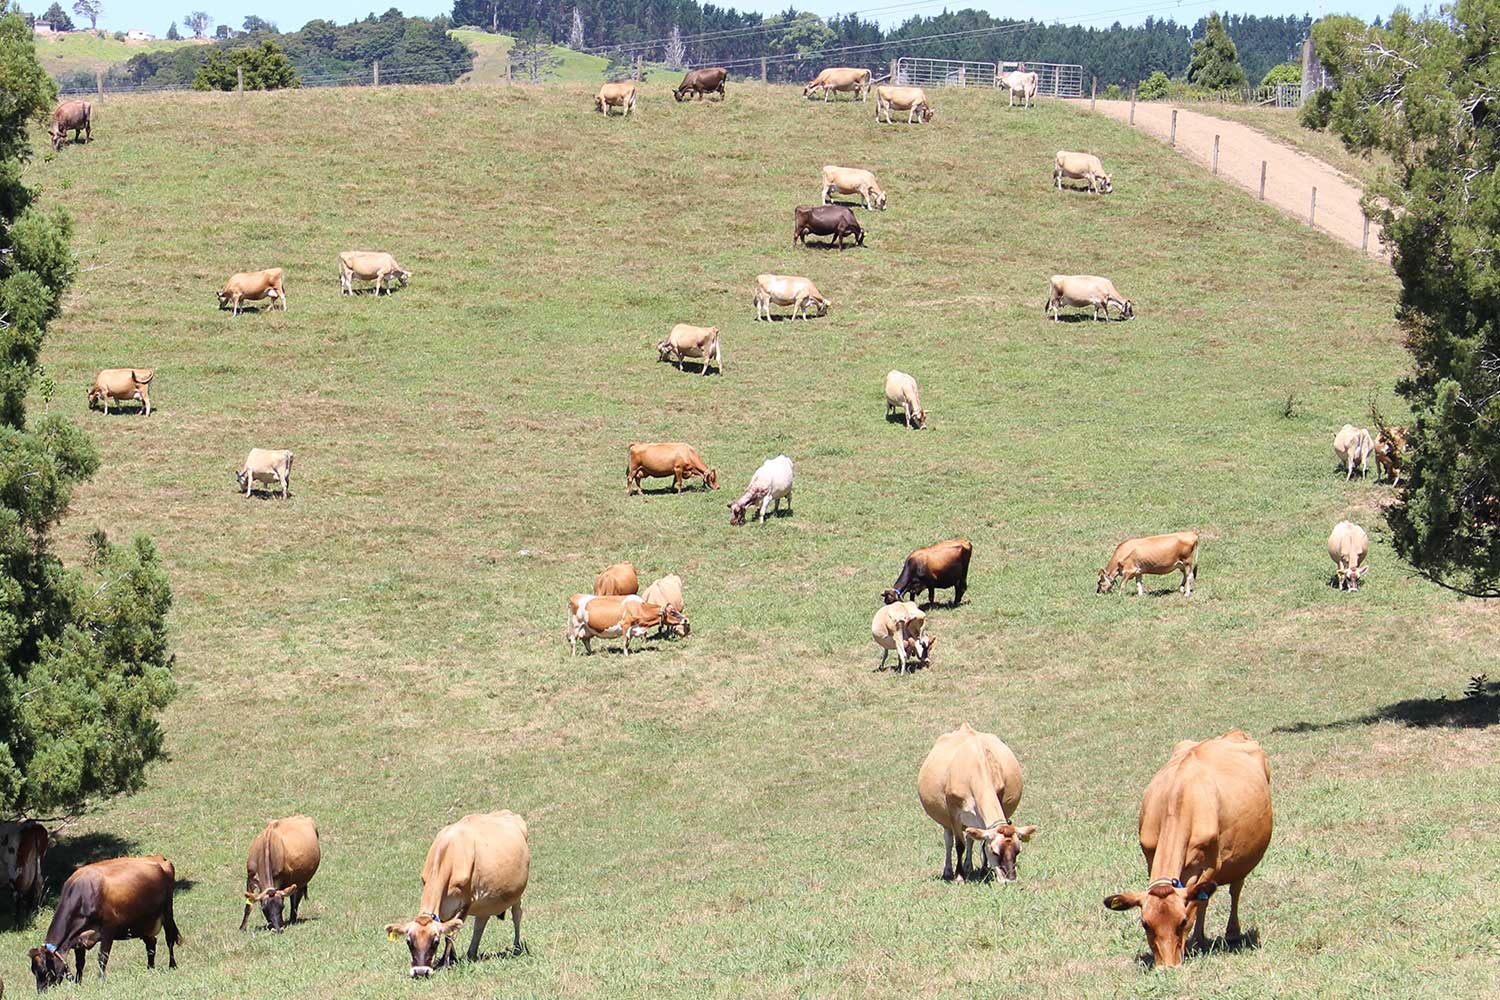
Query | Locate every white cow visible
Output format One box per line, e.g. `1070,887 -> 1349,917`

884,370 -> 927,429
871,600 -> 932,672
339,251 -> 410,295
753,274 -> 829,321
1328,520 -> 1369,591
1046,274 -> 1134,321
1002,69 -> 1039,108
237,448 -> 294,499
728,455 -> 793,525
1054,151 -> 1112,194
1333,424 -> 1375,480
821,165 -> 887,210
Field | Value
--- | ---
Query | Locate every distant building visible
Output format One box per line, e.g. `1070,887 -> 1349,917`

125,28 -> 154,41
33,21 -> 57,34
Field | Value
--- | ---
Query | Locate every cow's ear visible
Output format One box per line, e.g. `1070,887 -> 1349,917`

1189,880 -> 1218,902
76,930 -> 100,947
245,892 -> 258,903
962,826 -> 989,841
1015,825 -> 1037,841
385,922 -> 408,941
438,917 -> 464,937
1104,892 -> 1143,911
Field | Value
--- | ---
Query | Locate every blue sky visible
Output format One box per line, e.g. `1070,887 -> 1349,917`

77,0 -> 1382,36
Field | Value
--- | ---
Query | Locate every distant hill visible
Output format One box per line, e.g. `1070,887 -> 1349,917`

450,29 -> 665,85
33,31 -> 198,80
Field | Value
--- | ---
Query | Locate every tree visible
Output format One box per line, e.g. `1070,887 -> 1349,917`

1259,61 -> 1299,88
242,15 -> 275,33
567,7 -> 583,49
508,20 -> 560,83
1186,11 -> 1247,90
193,39 -> 299,89
0,2 -> 176,816
165,20 -> 179,39
1137,69 -> 1170,99
1317,2 -> 1500,595
214,24 -> 229,38
183,9 -> 210,37
664,22 -> 685,68
70,0 -> 98,31
40,2 -> 71,29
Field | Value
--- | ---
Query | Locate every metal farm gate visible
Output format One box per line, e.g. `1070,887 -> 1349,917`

894,58 -> 1084,97
997,61 -> 1084,98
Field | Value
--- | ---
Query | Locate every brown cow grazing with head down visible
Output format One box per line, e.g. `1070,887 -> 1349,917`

87,368 -> 154,416
1375,425 -> 1408,485
218,268 -> 286,315
674,67 -> 727,100
241,815 -> 320,932
883,538 -> 971,607
874,85 -> 934,124
594,561 -> 639,597
567,594 -> 688,654
2,819 -> 49,921
1097,531 -> 1198,596
657,324 -> 722,376
50,101 -> 91,150
237,448 -> 293,499
29,856 -> 181,990
917,723 -> 1034,882
794,205 -> 864,249
1104,729 -> 1273,969
339,251 -> 410,295
384,811 -> 529,978
595,82 -> 637,116
803,67 -> 871,101
1327,520 -> 1369,591
1047,274 -> 1133,321
627,442 -> 718,495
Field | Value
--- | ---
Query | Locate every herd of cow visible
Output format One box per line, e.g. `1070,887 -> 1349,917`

16,62 -> 1412,991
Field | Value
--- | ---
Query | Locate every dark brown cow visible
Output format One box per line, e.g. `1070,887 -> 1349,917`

28,856 -> 181,990
674,67 -> 728,101
50,101 -> 91,151
794,205 -> 864,249
883,538 -> 972,606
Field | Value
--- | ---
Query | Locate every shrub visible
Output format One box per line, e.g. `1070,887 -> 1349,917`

1137,70 -> 1170,100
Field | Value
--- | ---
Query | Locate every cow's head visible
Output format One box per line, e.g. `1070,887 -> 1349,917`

704,468 -> 720,489
1096,568 -> 1120,594
1099,173 -> 1114,194
802,83 -> 817,97
920,104 -> 936,123
728,497 -> 752,526
396,268 -> 411,288
246,884 -> 298,931
29,945 -> 70,991
673,87 -> 687,102
385,914 -> 463,978
655,339 -> 674,362
1338,562 -> 1369,591
86,385 -> 102,410
216,289 -> 231,309
914,407 -> 928,428
663,605 -> 690,637
871,186 -> 888,210
594,95 -> 605,113
1104,877 -> 1217,968
962,822 -> 1036,882
880,588 -> 903,605
812,296 -> 830,316
908,633 -> 935,663
235,467 -> 250,493
1120,298 -> 1135,319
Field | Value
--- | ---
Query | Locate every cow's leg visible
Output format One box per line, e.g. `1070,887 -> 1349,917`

1226,878 -> 1245,942
144,932 -> 158,968
941,828 -> 955,880
467,914 -> 489,961
97,935 -> 114,980
510,903 -> 524,952
1190,898 -> 1208,951
674,466 -> 684,493
877,647 -> 889,671
74,945 -> 86,983
1136,573 -> 1145,596
896,641 -> 908,674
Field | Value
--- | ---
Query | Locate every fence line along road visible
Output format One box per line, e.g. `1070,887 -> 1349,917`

894,57 -> 1083,96
1083,99 -> 1385,258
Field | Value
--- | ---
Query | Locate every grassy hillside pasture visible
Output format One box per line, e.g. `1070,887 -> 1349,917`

32,31 -> 197,78
10,82 -> 1500,1000
451,29 -> 665,85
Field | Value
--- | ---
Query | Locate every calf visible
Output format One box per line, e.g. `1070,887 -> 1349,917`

884,370 -> 926,428
595,82 -> 637,117
384,811 -> 528,977
803,67 -> 871,101
1328,520 -> 1369,591
753,274 -> 829,321
1002,69 -> 1039,108
729,455 -> 794,525
1375,425 -> 1408,485
871,600 -> 933,673
50,100 -> 91,150
883,538 -> 971,606
627,442 -> 718,495
237,448 -> 294,499
594,561 -> 639,597
29,856 -> 181,990
674,67 -> 727,101
339,251 -> 410,295
1333,424 -> 1375,480
657,324 -> 722,376
821,165 -> 887,210
1054,151 -> 1112,194
567,594 -> 687,655
2,820 -> 49,920
918,724 -> 1034,882
794,204 -> 864,249
241,815 -> 320,932
1097,530 -> 1199,596
218,268 -> 286,316
87,368 -> 154,416
874,85 -> 934,124
1046,274 -> 1133,321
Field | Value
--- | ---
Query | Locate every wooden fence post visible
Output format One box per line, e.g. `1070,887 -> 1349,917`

95,69 -> 103,103
1129,88 -> 1136,125
1212,134 -> 1220,176
1090,76 -> 1096,111
372,59 -> 379,86
1259,160 -> 1267,200
761,57 -> 768,83
1169,109 -> 1177,146
890,58 -> 898,83
633,55 -> 641,81
236,66 -> 244,95
1310,186 -> 1318,226
1362,215 -> 1370,252
505,59 -> 512,85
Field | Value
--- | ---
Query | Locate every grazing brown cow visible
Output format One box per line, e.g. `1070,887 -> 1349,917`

674,67 -> 727,100
821,165 -> 887,210
657,324 -> 722,376
1104,730 -> 1273,968
1046,274 -> 1133,321
870,600 -> 932,673
50,101 -> 91,150
1328,520 -> 1369,591
753,274 -> 829,320
87,368 -> 154,416
917,724 -> 1033,882
567,594 -> 687,654
1375,425 -> 1408,485
874,85 -> 934,124
384,811 -> 529,978
594,562 -> 639,597
595,82 -> 637,116
237,448 -> 293,499
1097,531 -> 1199,596
217,268 -> 286,315
627,442 -> 719,495
803,67 -> 871,101
2,820 -> 49,920
29,856 -> 181,990
339,251 -> 409,295
241,815 -> 320,932
883,539 -> 971,606
794,204 -> 864,249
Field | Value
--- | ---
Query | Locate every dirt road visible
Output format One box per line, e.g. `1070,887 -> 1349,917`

1080,100 -> 1383,257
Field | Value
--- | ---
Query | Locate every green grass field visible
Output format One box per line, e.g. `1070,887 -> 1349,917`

32,31 -> 197,78
451,30 -> 664,85
8,80 -> 1500,999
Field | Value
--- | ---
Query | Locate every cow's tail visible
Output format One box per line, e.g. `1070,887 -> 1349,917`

165,897 -> 183,948
134,369 -> 155,384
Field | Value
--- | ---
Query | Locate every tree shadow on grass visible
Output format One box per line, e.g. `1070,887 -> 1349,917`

1276,680 -> 1500,733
